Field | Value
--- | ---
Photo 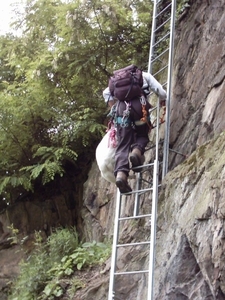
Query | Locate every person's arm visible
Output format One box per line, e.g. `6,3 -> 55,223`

142,72 -> 167,105
103,87 -> 117,107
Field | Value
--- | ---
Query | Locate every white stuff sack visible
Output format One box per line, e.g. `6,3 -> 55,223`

96,128 -> 117,183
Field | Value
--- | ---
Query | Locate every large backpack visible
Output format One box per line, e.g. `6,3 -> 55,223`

108,65 -> 143,101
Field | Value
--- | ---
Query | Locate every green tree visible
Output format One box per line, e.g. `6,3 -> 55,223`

0,0 -> 152,205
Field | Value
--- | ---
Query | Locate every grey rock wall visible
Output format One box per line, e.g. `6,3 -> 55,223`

80,0 -> 225,299
0,0 -> 224,299
169,0 -> 225,169
155,133 -> 225,299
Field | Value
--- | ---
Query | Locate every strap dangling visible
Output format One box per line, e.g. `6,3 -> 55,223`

108,126 -> 117,148
121,101 -> 131,124
139,98 -> 152,131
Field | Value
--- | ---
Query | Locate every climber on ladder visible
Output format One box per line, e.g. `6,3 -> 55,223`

102,68 -> 167,194
96,0 -> 176,298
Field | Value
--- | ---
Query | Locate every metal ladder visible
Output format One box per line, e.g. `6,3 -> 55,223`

108,1 -> 176,299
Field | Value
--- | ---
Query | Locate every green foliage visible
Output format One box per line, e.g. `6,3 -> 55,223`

9,227 -> 111,300
0,175 -> 32,195
42,240 -> 111,299
47,227 -> 79,263
177,0 -> 191,17
0,0 -> 152,204
10,250 -> 52,300
7,224 -> 20,245
67,277 -> 85,298
42,280 -> 64,299
20,146 -> 79,186
63,240 -> 111,271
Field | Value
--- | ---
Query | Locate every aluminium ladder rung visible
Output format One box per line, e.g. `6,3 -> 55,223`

117,241 -> 150,248
118,214 -> 152,221
151,52 -> 169,67
151,47 -> 169,63
153,64 -> 168,77
154,17 -> 171,33
115,270 -> 149,276
132,162 -> 154,171
155,3 -> 172,18
152,32 -> 170,48
162,82 -> 167,88
122,187 -> 153,196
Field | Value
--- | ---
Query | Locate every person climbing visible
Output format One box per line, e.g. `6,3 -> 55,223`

102,67 -> 167,194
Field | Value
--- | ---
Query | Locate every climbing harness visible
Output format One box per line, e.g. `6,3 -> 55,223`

115,101 -> 132,128
122,101 -> 131,120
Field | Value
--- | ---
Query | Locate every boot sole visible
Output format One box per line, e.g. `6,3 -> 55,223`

116,178 -> 132,194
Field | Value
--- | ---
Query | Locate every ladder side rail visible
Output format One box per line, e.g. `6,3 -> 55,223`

134,172 -> 142,216
147,159 -> 159,300
155,100 -> 160,169
148,0 -> 158,73
147,98 -> 160,300
108,191 -> 122,300
162,0 -> 176,178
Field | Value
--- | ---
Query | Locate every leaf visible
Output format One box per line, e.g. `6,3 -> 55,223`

77,262 -> 83,270
65,267 -> 73,275
54,288 -> 63,297
61,255 -> 69,263
43,285 -> 52,296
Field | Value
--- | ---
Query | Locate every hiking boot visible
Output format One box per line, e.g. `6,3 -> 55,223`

130,148 -> 144,171
116,172 -> 132,194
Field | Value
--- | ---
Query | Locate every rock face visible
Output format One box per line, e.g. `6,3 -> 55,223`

0,1 -> 225,299
81,0 -> 225,299
169,0 -> 225,169
155,134 -> 225,299
0,177 -> 85,299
